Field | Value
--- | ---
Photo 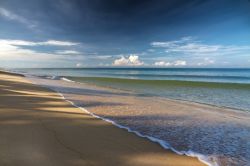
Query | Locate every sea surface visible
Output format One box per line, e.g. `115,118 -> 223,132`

10,68 -> 250,166
14,68 -> 250,111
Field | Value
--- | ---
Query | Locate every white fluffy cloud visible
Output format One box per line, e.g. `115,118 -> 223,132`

197,58 -> 215,66
113,55 -> 144,66
154,60 -> 187,66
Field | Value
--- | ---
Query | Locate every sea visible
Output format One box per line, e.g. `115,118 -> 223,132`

10,68 -> 250,166
13,68 -> 250,111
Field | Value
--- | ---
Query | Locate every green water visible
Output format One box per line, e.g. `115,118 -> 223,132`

69,76 -> 250,89
68,76 -> 250,111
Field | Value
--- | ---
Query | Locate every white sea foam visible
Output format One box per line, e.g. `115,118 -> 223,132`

57,90 -> 216,166
61,77 -> 75,82
26,75 -> 216,166
10,68 -> 250,166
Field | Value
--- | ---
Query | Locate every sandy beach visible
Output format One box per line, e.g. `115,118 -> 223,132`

0,71 -> 205,166
25,71 -> 250,166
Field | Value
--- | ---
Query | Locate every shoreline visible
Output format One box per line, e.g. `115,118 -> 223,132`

26,72 -> 214,165
8,68 -> 250,112
64,76 -> 250,115
0,69 -> 206,165
26,72 -> 250,166
4,70 -> 250,114
65,76 -> 250,112
48,84 -> 213,166
61,76 -> 250,114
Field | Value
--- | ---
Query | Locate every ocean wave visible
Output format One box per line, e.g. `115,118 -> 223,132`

67,76 -> 250,89
9,68 -> 250,166
107,73 -> 250,80
57,76 -> 250,112
61,77 -> 75,82
24,74 -> 250,166
46,86 -> 217,166
25,74 -> 217,166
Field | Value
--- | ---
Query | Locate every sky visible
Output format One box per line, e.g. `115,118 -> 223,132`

0,0 -> 250,68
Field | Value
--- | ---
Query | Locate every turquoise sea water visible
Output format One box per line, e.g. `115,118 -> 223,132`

14,68 -> 250,83
14,68 -> 250,165
14,68 -> 250,111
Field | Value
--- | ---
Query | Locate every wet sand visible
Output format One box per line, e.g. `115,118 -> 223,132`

0,71 -> 205,166
27,75 -> 250,166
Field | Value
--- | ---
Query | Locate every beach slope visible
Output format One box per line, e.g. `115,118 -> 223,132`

0,71 -> 205,166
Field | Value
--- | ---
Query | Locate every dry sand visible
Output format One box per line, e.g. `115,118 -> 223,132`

0,71 -> 205,166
